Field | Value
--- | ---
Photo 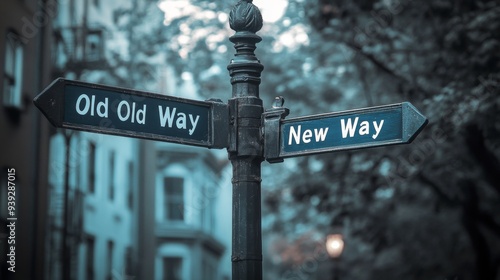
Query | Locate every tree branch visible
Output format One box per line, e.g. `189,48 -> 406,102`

477,212 -> 500,238
343,40 -> 437,98
460,179 -> 496,280
464,123 -> 500,196
418,172 -> 460,206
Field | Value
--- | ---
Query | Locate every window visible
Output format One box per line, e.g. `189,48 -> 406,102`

164,177 -> 184,221
124,246 -> 133,276
85,30 -> 103,62
85,235 -> 95,280
0,170 -> 7,220
88,143 -> 96,193
163,257 -> 182,280
202,259 -> 216,280
73,136 -> 81,189
127,161 -> 134,209
107,240 -> 114,280
3,31 -> 24,109
200,185 -> 215,234
108,151 -> 115,200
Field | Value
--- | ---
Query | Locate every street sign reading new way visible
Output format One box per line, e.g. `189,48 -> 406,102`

34,78 -> 228,148
278,102 -> 427,159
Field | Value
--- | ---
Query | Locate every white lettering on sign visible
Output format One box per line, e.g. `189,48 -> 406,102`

372,120 -> 384,139
75,93 -> 147,124
340,117 -> 358,138
189,114 -> 200,135
158,106 -> 176,128
76,94 -> 108,118
117,101 -> 130,121
76,94 -> 90,115
117,100 -> 147,124
340,117 -> 384,139
158,105 -> 200,135
96,98 -> 108,117
288,125 -> 329,145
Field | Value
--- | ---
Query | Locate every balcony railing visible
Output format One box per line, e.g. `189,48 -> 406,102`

52,26 -> 108,75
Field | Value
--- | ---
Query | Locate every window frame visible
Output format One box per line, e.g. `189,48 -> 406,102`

88,142 -> 96,193
163,176 -> 185,222
0,168 -> 8,221
108,151 -> 115,200
106,240 -> 114,280
85,235 -> 95,280
162,256 -> 183,280
3,31 -> 24,110
127,161 -> 134,209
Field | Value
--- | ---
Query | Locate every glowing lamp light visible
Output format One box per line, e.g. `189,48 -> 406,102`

326,234 -> 344,258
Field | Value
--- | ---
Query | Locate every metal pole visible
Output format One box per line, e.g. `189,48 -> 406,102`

227,1 -> 264,279
62,130 -> 73,280
333,259 -> 339,280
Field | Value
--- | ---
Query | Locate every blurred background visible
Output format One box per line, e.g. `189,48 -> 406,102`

0,0 -> 499,279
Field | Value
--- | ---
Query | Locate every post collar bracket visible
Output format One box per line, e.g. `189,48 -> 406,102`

262,96 -> 289,163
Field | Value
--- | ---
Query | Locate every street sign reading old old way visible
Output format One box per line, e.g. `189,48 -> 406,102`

34,78 -> 228,148
34,1 -> 428,280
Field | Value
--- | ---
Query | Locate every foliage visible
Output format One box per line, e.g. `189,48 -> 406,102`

261,0 -> 500,279
110,0 -> 500,279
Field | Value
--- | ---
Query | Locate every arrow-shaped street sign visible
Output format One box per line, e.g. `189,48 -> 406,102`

264,102 -> 428,162
34,78 -> 228,148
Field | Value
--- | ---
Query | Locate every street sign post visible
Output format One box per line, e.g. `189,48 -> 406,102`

34,1 -> 428,280
34,78 -> 228,148
263,102 -> 428,162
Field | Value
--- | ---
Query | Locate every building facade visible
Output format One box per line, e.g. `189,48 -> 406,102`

45,0 -> 141,279
2,0 -> 233,279
152,142 -> 231,280
47,0 -> 234,279
0,0 -> 55,279
46,131 -> 138,280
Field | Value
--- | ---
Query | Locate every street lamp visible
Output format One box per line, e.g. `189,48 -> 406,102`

326,234 -> 344,280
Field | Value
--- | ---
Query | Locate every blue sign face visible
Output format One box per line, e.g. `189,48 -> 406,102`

64,85 -> 210,144
280,103 -> 421,158
34,78 -> 229,148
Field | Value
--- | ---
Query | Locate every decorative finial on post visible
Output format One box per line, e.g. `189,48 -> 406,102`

229,0 -> 263,33
227,0 -> 264,86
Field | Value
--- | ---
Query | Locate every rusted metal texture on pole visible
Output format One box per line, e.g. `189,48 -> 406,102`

227,0 -> 264,279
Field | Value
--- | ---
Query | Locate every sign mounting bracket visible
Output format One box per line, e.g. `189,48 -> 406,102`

262,96 -> 289,163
